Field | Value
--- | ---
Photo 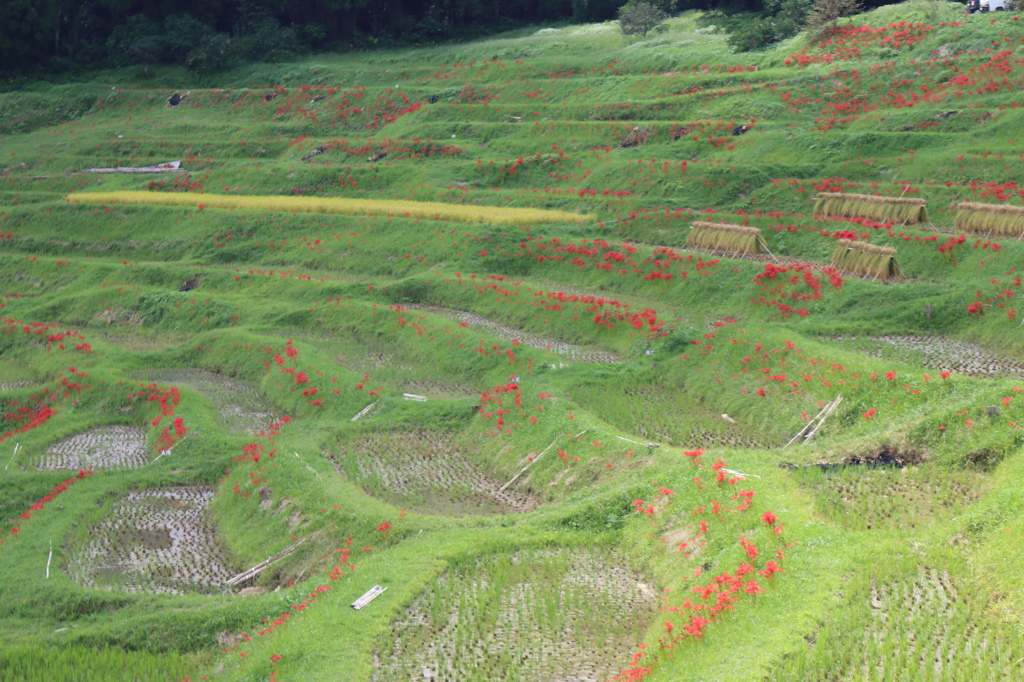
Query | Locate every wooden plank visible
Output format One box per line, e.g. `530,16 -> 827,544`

351,584 -> 387,610
226,536 -> 308,587
497,430 -> 587,493
351,402 -> 377,421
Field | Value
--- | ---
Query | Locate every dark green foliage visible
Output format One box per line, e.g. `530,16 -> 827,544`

804,0 -> 863,37
186,33 -> 236,72
618,1 -> 670,36
162,13 -> 217,57
727,0 -> 811,51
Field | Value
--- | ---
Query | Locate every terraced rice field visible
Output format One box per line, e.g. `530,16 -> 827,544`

132,368 -> 276,432
776,567 -> 1024,681
409,305 -> 620,363
6,7 -> 1024,681
38,425 -> 148,470
794,465 -> 986,531
832,335 -> 1024,378
64,486 -> 235,594
333,430 -> 538,516
573,384 -> 774,449
373,547 -> 656,682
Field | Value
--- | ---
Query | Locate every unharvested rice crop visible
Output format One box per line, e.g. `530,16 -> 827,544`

373,546 -> 656,682
814,192 -> 927,224
686,221 -> 767,256
955,202 -> 1024,237
65,191 -> 594,226
64,486 -> 235,594
39,425 -> 148,470
831,239 -> 903,280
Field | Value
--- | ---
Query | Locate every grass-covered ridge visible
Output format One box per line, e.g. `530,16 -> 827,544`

4,3 -> 1024,680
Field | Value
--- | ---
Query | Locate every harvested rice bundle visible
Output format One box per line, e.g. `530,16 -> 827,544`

831,239 -> 904,280
687,221 -> 767,255
955,202 -> 1024,237
814,192 -> 928,225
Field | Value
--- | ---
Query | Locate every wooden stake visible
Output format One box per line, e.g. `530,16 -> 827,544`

498,430 -> 587,493
803,395 -> 843,443
226,536 -> 309,587
351,402 -> 377,421
4,443 -> 21,471
782,395 -> 839,448
784,400 -> 834,448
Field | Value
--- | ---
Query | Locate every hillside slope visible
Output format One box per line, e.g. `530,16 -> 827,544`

3,4 -> 1024,680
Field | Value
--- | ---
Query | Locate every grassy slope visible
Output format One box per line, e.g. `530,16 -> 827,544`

3,2 -> 1024,680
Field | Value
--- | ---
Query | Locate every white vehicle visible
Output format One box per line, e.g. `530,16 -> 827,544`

981,0 -> 1009,10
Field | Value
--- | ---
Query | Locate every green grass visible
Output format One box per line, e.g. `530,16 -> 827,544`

4,3 -> 1024,680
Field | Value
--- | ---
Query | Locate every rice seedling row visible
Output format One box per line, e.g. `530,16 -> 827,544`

572,385 -> 773,450
0,380 -> 43,391
774,567 -> 1024,681
402,380 -> 480,400
794,465 -> 985,531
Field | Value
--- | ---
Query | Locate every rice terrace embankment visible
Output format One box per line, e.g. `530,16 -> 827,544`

5,3 -> 1024,680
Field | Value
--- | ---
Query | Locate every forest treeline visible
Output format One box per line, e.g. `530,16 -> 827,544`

1,0 -> 901,80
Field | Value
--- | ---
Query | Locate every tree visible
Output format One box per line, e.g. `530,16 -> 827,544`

124,35 -> 163,76
803,0 -> 861,39
618,1 -> 667,37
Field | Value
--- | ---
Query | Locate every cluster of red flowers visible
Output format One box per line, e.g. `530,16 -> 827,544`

751,263 -> 844,318
4,468 -> 94,542
614,451 -> 790,680
145,173 -> 205,193
784,21 -> 953,66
